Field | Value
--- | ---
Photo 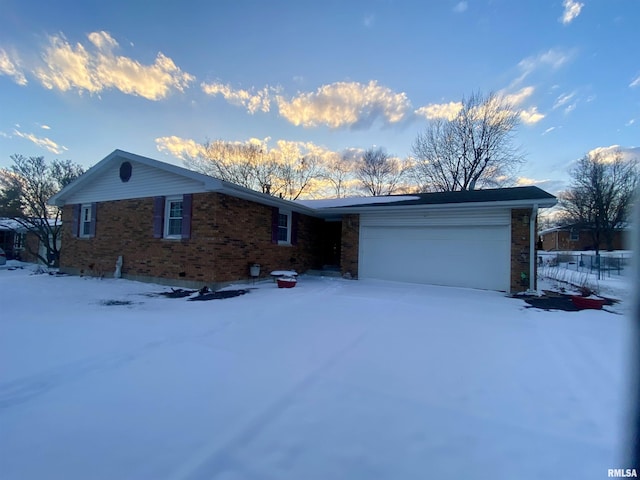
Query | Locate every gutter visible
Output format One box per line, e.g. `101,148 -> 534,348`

529,204 -> 539,293
310,197 -> 557,216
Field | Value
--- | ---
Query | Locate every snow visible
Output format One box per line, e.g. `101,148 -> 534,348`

297,195 -> 420,208
0,262 -> 635,479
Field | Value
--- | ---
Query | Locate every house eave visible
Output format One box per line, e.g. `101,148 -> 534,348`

311,197 -> 557,216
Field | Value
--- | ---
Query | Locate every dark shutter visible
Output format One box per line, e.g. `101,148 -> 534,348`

271,207 -> 279,244
89,203 -> 97,238
291,212 -> 299,246
181,194 -> 192,240
72,204 -> 81,238
153,196 -> 165,238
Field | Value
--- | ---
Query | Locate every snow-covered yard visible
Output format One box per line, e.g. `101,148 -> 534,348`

0,264 -> 635,479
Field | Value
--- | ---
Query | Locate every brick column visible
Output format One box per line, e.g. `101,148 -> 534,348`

510,208 -> 535,293
340,214 -> 360,278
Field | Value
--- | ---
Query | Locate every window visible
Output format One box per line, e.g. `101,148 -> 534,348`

271,207 -> 298,245
164,197 -> 183,239
13,233 -> 25,251
570,230 -> 579,241
153,194 -> 191,240
80,204 -> 92,237
278,212 -> 290,243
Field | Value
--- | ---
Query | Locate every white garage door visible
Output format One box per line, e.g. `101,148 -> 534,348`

359,209 -> 511,291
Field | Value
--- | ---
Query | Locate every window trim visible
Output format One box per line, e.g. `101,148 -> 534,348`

277,209 -> 292,245
80,204 -> 92,238
569,230 -> 579,241
163,195 -> 184,240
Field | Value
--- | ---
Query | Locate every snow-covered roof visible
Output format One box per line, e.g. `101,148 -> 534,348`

0,218 -> 59,231
297,196 -> 420,208
299,187 -> 556,214
0,218 -> 26,231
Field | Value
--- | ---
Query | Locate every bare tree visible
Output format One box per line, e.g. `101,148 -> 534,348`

321,152 -> 357,198
185,140 -> 276,192
0,155 -> 84,266
356,147 -> 405,196
411,91 -> 524,192
559,150 -> 638,253
271,153 -> 323,201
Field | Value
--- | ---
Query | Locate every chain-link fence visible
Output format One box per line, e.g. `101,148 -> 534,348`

538,252 -> 630,279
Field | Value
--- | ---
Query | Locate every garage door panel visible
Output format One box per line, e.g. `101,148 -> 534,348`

359,225 -> 510,291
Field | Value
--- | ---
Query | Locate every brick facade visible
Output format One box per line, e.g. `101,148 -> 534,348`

340,214 -> 360,278
510,208 -> 536,293
60,192 -> 323,287
540,229 -> 628,251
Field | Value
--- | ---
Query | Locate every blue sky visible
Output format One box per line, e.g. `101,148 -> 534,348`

1,0 -> 639,194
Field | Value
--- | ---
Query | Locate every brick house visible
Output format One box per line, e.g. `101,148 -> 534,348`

49,150 -> 556,293
539,224 -> 629,251
0,219 -> 55,263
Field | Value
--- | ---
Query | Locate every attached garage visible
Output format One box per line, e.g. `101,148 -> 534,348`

303,186 -> 558,294
359,208 -> 511,290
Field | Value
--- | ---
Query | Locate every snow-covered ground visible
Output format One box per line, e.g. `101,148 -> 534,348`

0,262 -> 636,479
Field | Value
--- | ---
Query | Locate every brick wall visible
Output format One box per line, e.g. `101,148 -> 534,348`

340,214 -> 359,278
510,208 -> 535,293
541,230 -> 627,251
60,192 -> 323,287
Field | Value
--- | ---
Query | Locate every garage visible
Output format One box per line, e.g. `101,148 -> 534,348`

358,208 -> 511,291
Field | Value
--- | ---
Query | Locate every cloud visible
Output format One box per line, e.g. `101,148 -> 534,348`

588,145 -> 640,163
0,48 -> 27,85
501,86 -> 535,106
417,89 -> 541,125
201,82 -> 274,113
630,75 -> 640,88
519,106 -> 545,125
553,92 -> 575,109
414,101 -> 462,120
33,31 -> 194,100
626,119 -> 636,127
276,81 -> 412,129
560,0 -> 584,25
542,126 -> 557,135
41,124 -> 51,130
13,129 -> 67,154
515,48 -> 572,84
155,136 -> 205,160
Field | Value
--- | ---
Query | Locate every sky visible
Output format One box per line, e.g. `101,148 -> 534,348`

0,0 -> 639,195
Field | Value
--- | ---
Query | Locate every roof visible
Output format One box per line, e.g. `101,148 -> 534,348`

539,222 -> 631,235
49,150 -> 556,215
301,186 -> 557,214
48,149 -> 318,215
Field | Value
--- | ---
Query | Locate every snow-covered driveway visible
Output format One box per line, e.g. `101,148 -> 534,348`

0,267 -> 633,479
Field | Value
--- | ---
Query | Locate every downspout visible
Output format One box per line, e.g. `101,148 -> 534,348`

529,204 -> 539,293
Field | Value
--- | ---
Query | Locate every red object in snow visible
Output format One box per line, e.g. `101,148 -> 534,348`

571,295 -> 606,310
277,277 -> 297,288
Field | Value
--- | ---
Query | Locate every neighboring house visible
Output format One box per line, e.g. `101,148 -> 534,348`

539,224 -> 629,251
49,150 -> 557,293
0,218 -> 48,263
